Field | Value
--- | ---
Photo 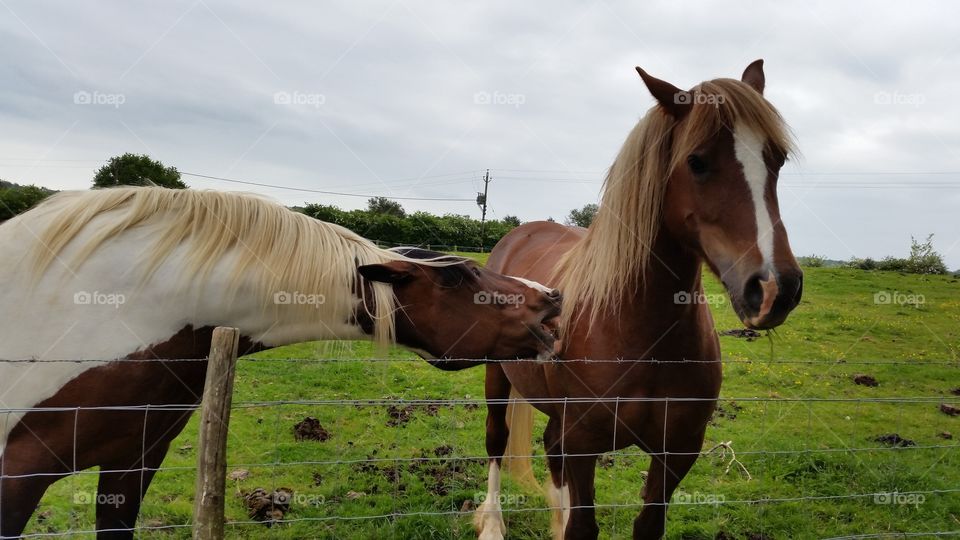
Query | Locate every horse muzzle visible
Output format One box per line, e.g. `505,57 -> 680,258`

729,269 -> 803,330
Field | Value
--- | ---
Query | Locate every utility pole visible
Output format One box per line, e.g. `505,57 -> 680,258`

476,169 -> 490,252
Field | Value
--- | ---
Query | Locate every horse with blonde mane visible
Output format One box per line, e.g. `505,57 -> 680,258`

0,187 -> 560,539
472,61 -> 803,539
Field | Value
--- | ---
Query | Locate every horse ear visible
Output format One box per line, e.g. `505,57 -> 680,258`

358,261 -> 415,284
741,59 -> 765,95
635,66 -> 691,118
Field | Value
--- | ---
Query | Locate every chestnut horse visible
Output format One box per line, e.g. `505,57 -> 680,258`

474,61 -> 802,539
0,187 -> 560,539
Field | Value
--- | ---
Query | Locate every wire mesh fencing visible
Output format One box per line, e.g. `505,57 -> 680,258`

1,351 -> 958,539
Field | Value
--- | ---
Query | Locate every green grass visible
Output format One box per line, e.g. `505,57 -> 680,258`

25,265 -> 960,539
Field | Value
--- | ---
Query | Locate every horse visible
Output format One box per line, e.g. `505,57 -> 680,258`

0,187 -> 561,539
472,60 -> 803,539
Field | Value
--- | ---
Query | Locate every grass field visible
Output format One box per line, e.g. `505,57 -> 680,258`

25,260 -> 960,539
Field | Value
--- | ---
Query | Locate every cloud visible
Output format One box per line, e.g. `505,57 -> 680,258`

0,0 -> 957,266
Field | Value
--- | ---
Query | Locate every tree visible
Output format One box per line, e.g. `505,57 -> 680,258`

502,215 -> 521,227
93,153 -> 186,189
367,196 -> 405,217
906,234 -> 947,275
0,182 -> 55,220
566,203 -> 598,228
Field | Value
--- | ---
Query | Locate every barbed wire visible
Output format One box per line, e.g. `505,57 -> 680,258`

3,394 -> 957,415
0,356 -> 956,365
4,441 -> 957,482
3,354 -> 957,538
13,489 -> 960,538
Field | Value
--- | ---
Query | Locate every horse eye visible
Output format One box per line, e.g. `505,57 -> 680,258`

687,155 -> 708,176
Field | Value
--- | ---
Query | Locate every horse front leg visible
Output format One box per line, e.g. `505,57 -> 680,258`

93,441 -> 170,540
543,418 -> 600,540
0,415 -> 75,539
0,459 -> 62,538
632,421 -> 708,540
473,363 -> 511,540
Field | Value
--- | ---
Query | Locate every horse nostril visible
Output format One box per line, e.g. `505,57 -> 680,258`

784,272 -> 803,305
548,288 -> 561,299
743,273 -> 765,313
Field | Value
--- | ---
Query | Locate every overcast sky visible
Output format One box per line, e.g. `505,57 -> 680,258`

1,0 -> 957,268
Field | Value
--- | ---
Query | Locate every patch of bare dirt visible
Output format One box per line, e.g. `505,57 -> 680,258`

852,374 -> 879,387
719,328 -> 762,341
386,403 -> 441,427
242,487 -> 293,525
710,401 -> 744,425
874,433 -> 916,447
940,404 -> 960,417
293,417 -> 330,442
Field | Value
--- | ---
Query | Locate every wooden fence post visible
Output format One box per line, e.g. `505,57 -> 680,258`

192,326 -> 240,540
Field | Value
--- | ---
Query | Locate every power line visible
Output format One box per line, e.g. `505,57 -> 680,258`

180,172 -> 474,202
492,168 -> 960,176
492,174 -> 960,189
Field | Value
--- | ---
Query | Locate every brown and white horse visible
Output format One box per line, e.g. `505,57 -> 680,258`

473,61 -> 803,539
0,187 -> 560,539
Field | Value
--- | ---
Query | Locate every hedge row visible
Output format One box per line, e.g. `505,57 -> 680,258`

300,204 -> 518,250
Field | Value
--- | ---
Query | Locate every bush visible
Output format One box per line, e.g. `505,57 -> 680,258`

0,182 -> 55,220
93,153 -> 185,189
797,255 -> 825,268
301,203 -> 519,250
876,257 -> 909,272
905,234 -> 948,275
843,234 -> 947,275
845,257 -> 877,271
566,203 -> 598,228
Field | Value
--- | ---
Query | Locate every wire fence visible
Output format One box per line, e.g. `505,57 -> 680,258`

2,351 -> 958,538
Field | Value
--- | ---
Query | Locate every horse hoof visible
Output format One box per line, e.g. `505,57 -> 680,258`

473,508 -> 506,540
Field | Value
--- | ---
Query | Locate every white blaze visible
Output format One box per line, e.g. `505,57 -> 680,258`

734,127 -> 775,268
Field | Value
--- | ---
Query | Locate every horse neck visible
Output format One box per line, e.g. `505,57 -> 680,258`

2,238 -> 368,362
569,228 -> 712,361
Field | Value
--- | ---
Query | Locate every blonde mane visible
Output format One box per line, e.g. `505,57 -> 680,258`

28,187 -> 426,344
555,78 -> 795,332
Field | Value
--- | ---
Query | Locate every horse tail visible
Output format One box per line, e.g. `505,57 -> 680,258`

503,387 -> 540,491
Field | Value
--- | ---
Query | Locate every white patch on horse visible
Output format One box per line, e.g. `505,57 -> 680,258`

0,211 -> 367,456
546,480 -> 571,540
508,276 -> 555,295
734,127 -> 775,269
473,461 -> 506,540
